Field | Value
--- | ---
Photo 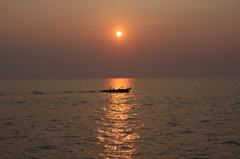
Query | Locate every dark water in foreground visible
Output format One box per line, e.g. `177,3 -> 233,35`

0,78 -> 240,159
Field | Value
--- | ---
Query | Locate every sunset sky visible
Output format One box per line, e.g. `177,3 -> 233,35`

1,0 -> 240,79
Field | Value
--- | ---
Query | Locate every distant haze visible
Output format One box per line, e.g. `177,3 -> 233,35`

1,0 -> 240,79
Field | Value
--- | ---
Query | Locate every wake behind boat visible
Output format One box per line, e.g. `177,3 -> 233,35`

101,87 -> 131,93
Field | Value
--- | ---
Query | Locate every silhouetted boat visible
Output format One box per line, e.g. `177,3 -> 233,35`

101,87 -> 131,93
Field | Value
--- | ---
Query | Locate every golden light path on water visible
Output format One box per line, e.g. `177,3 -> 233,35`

96,78 -> 140,158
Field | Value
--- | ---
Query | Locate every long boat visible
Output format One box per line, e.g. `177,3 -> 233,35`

101,87 -> 131,93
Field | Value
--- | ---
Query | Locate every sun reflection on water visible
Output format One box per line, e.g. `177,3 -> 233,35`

96,78 -> 140,158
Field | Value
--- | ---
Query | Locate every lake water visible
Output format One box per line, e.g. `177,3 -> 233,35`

0,78 -> 240,159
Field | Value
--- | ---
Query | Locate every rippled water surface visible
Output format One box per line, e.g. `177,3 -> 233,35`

0,78 -> 240,159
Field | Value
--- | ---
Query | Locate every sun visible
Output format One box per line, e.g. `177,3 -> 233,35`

116,31 -> 122,37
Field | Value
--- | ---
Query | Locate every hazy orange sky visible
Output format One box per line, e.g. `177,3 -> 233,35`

1,0 -> 240,79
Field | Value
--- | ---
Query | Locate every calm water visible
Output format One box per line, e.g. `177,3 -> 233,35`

0,78 -> 240,159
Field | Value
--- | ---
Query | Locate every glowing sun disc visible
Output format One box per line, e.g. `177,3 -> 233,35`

116,31 -> 122,37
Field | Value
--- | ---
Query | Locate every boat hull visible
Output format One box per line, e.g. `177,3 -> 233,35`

101,88 -> 131,93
